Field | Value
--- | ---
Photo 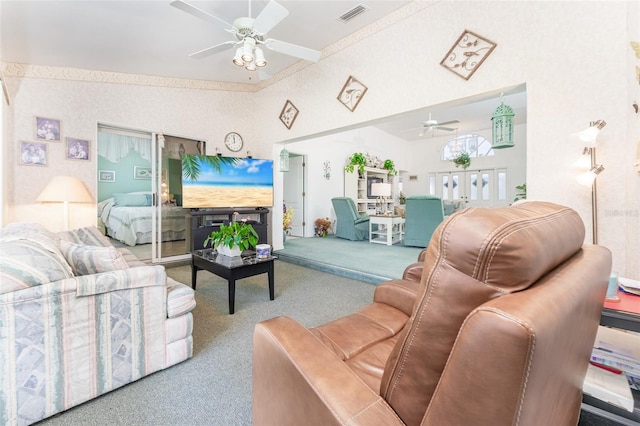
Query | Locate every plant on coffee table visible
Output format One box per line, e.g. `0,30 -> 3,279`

205,213 -> 258,255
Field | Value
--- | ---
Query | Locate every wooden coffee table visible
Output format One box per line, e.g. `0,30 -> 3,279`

191,249 -> 276,314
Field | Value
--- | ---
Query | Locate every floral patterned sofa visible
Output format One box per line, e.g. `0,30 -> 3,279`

0,223 -> 196,425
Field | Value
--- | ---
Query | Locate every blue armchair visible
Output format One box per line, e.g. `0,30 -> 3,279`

403,195 -> 445,247
331,197 -> 370,241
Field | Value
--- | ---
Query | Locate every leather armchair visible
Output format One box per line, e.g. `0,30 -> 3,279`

253,202 -> 611,426
403,195 -> 445,247
331,197 -> 370,241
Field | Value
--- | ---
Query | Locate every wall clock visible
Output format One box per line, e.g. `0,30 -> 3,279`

224,132 -> 243,152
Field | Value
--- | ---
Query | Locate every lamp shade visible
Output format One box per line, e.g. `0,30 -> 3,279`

37,176 -> 92,203
371,182 -> 391,197
576,120 -> 606,147
576,164 -> 604,186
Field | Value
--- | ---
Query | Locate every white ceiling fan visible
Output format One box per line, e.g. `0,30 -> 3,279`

170,0 -> 321,79
417,113 -> 460,136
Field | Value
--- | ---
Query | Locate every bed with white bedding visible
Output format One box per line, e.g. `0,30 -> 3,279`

98,193 -> 187,246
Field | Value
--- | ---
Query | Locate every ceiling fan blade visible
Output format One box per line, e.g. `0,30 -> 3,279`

253,0 -> 289,35
437,120 -> 460,126
189,41 -> 236,59
436,126 -> 456,132
170,0 -> 233,28
264,39 -> 321,62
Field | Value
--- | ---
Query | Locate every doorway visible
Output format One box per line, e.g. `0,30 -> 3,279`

283,153 -> 305,237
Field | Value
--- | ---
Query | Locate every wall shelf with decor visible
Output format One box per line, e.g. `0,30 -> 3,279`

344,167 -> 394,215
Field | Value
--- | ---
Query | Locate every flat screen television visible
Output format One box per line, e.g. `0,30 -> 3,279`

181,154 -> 273,209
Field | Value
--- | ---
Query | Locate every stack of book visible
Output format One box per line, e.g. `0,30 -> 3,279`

583,326 -> 640,412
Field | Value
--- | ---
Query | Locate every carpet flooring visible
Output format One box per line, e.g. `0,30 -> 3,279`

37,261 -> 377,426
276,235 -> 423,284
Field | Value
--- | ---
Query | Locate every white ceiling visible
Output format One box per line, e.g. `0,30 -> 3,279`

0,0 -> 527,140
0,0 -> 412,84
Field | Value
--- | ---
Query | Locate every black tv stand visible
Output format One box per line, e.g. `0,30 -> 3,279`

189,207 -> 269,251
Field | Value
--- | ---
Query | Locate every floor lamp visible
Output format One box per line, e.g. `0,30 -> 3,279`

37,176 -> 93,230
575,120 -> 606,245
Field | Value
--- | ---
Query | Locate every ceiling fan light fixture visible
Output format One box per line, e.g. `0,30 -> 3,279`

254,47 -> 267,67
245,61 -> 257,71
241,39 -> 255,63
232,47 -> 244,66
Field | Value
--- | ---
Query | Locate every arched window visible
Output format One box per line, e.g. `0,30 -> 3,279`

441,133 -> 494,160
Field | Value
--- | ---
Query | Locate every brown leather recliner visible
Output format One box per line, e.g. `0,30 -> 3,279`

253,202 -> 611,426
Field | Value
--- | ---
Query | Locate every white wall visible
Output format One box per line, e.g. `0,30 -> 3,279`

2,1 -> 638,278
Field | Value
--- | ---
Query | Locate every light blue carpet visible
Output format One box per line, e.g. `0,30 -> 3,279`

275,235 -> 423,284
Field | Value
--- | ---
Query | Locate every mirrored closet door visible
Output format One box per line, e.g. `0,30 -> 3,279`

97,124 -> 203,263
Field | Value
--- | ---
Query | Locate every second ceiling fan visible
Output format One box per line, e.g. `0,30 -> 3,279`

171,0 -> 321,77
418,113 -> 459,136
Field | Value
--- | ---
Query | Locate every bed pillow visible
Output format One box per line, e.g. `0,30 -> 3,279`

113,193 -> 152,207
59,239 -> 129,276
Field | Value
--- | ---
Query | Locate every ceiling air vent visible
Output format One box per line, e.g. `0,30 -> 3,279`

337,4 -> 369,23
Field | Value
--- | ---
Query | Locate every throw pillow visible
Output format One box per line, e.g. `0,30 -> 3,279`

0,239 -> 75,295
113,193 -> 152,207
59,240 -> 129,276
57,226 -> 111,247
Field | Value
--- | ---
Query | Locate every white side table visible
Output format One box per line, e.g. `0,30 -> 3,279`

369,215 -> 405,245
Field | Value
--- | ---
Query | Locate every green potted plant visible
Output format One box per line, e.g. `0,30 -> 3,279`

452,152 -> 471,169
513,183 -> 527,203
382,159 -> 397,175
204,213 -> 259,257
345,152 -> 367,175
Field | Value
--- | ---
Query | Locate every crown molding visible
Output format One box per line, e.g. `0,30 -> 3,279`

0,62 -> 258,92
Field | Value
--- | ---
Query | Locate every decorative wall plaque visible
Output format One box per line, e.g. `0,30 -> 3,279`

440,30 -> 497,80
337,76 -> 368,111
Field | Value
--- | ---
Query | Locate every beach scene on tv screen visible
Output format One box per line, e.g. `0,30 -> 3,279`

182,155 -> 273,208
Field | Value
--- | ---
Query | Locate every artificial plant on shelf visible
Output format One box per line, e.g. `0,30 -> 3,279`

452,152 -> 471,169
345,152 -> 367,175
204,212 -> 258,256
382,159 -> 397,175
314,218 -> 332,237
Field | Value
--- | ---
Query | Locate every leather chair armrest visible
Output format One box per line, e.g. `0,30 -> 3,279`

417,248 -> 428,262
402,262 -> 423,283
401,249 -> 429,282
373,279 -> 420,316
253,316 -> 404,426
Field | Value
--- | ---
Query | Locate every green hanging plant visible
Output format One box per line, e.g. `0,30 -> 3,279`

345,152 -> 367,175
452,152 -> 471,170
382,159 -> 397,175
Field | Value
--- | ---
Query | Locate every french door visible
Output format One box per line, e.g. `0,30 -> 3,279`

432,168 -> 509,208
